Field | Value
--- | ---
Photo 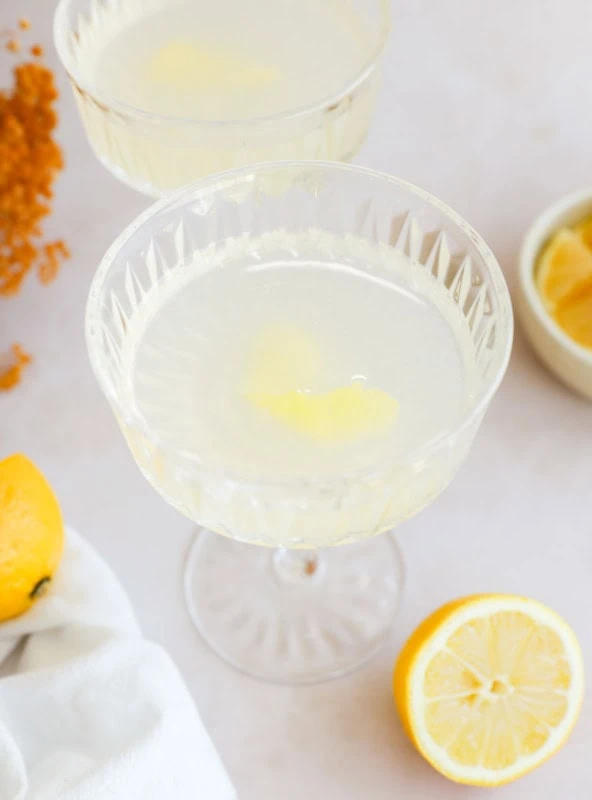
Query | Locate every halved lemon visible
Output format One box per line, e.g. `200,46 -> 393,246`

394,595 -> 584,787
536,228 -> 592,310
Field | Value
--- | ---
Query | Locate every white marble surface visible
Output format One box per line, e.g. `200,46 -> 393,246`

3,1 -> 592,797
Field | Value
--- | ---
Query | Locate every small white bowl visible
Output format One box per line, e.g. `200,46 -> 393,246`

517,188 -> 592,400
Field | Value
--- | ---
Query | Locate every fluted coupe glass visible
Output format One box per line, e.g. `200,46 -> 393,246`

54,0 -> 390,197
86,162 -> 513,683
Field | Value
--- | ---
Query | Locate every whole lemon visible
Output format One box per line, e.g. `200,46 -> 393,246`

0,454 -> 64,621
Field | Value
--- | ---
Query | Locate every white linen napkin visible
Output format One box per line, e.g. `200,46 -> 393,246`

0,528 -> 236,800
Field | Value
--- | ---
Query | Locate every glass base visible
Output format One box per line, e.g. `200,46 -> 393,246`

184,529 -> 405,684
98,141 -> 366,199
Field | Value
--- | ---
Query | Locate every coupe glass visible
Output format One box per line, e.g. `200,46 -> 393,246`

54,0 -> 390,196
86,162 -> 513,683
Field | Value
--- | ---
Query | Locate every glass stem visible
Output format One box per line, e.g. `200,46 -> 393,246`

272,547 -> 322,585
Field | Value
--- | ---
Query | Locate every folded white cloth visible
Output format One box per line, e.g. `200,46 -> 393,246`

0,529 -> 236,800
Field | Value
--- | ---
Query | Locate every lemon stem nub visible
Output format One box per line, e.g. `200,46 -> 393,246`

30,576 -> 51,600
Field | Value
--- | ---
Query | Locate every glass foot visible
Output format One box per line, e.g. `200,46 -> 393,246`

184,529 -> 405,684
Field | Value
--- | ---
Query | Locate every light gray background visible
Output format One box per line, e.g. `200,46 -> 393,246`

3,1 -> 591,797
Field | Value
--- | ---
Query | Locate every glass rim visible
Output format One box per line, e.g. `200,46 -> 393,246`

86,160 -> 514,489
54,0 -> 391,128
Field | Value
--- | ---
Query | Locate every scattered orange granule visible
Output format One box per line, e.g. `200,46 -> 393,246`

39,240 -> 71,284
0,58 -> 67,295
0,344 -> 32,390
0,21 -> 68,389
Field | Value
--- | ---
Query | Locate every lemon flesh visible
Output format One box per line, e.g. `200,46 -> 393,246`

554,284 -> 592,349
536,228 -> 592,310
394,595 -> 584,787
536,224 -> 592,349
148,41 -> 281,90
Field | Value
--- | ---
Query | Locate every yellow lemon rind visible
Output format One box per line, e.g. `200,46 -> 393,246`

394,594 -> 585,787
0,453 -> 64,622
